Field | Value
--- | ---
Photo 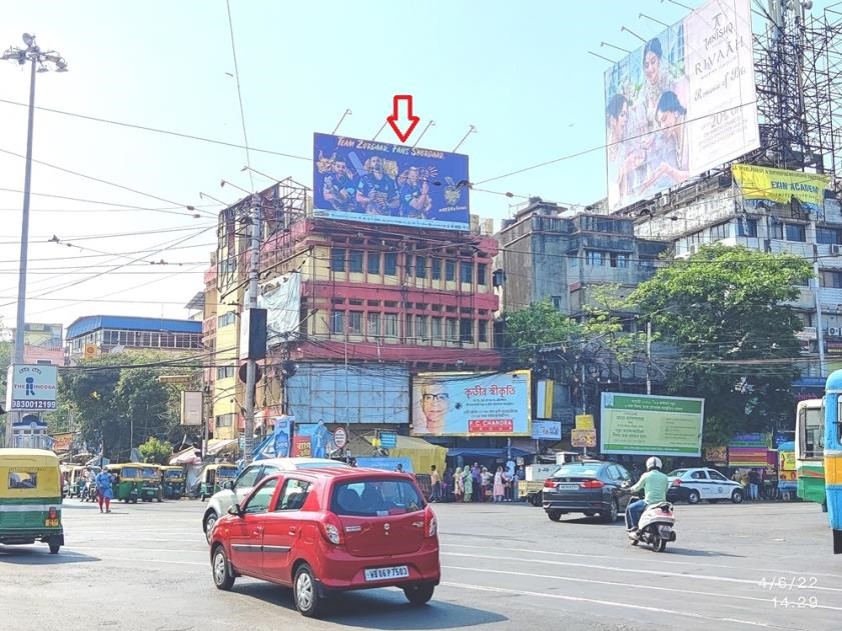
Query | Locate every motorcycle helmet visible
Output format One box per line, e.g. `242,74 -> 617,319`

646,456 -> 662,471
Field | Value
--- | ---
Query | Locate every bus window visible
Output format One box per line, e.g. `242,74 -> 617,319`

800,407 -> 824,459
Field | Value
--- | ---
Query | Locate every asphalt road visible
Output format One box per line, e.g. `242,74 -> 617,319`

0,498 -> 840,631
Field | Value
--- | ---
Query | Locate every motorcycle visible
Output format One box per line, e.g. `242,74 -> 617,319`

629,501 -> 676,552
621,483 -> 677,553
82,480 -> 98,503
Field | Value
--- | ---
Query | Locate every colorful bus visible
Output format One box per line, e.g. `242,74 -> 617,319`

822,372 -> 842,554
794,399 -> 826,507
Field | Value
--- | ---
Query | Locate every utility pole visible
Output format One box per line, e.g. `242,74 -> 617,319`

646,320 -> 652,395
813,243 -> 826,378
242,202 -> 261,465
1,34 -> 67,447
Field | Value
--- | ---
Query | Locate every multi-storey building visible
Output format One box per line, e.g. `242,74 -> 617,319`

203,181 -> 500,442
628,168 -> 842,378
66,315 -> 203,361
10,323 -> 65,366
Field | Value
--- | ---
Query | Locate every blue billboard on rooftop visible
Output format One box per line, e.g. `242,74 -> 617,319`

313,132 -> 470,231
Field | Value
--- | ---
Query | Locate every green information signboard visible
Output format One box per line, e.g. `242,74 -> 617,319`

600,393 -> 704,457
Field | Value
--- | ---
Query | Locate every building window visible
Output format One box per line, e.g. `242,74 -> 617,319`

416,315 -> 428,340
405,314 -> 414,339
823,270 -> 842,288
552,296 -> 563,310
367,312 -> 381,337
610,253 -> 630,268
460,319 -> 474,343
431,258 -> 442,280
446,318 -> 458,341
384,313 -> 398,338
331,311 -> 345,334
817,227 -> 842,245
737,217 -> 759,237
709,221 -> 731,241
445,260 -> 456,281
478,320 -> 488,343
349,312 -> 363,335
216,366 -> 235,380
331,248 -> 346,272
367,252 -> 381,275
349,250 -> 364,273
585,250 -> 606,266
415,256 -> 427,278
384,252 -> 397,276
218,312 -> 237,328
783,223 -> 806,242
432,317 -> 442,339
215,413 -> 235,428
460,261 -> 473,284
477,263 -> 487,285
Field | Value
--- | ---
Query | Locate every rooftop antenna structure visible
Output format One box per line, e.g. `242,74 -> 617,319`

332,108 -> 352,135
452,125 -> 477,153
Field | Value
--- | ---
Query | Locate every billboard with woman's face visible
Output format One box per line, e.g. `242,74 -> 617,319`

604,0 -> 759,211
411,370 -> 531,437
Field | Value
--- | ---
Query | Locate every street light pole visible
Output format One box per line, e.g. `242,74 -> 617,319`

1,34 -> 67,447
242,202 -> 261,465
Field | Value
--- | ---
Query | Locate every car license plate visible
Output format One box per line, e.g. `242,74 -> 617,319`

554,484 -> 579,491
45,519 -> 59,527
364,565 -> 409,582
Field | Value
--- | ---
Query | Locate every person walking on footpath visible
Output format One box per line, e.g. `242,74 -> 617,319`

462,466 -> 474,503
95,468 -> 114,514
453,467 -> 464,502
430,465 -> 441,502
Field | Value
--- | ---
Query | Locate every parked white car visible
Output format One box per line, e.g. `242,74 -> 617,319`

667,467 -> 744,504
201,457 -> 349,542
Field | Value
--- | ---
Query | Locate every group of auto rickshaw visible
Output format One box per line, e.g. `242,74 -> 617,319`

61,463 -> 189,503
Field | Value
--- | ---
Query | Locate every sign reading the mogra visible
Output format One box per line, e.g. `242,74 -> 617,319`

411,370 -> 531,437
600,393 -> 704,457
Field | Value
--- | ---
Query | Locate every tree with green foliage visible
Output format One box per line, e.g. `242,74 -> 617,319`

59,350 -> 199,460
501,298 -> 580,361
581,283 -> 648,380
138,436 -> 173,465
632,244 -> 813,446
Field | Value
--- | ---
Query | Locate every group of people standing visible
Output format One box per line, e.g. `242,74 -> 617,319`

441,462 -> 523,503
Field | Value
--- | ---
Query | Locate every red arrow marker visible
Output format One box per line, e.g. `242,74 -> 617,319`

386,95 -> 420,143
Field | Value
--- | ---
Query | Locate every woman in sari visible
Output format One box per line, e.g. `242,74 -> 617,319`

493,466 -> 506,503
453,467 -> 464,502
462,467 -> 473,502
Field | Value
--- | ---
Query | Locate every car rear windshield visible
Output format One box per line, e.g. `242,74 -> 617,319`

331,478 -> 425,517
554,464 -> 601,477
668,469 -> 687,477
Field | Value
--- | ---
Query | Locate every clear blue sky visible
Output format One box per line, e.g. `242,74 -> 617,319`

0,0 -> 813,330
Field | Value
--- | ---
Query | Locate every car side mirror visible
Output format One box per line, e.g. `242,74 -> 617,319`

228,504 -> 243,517
223,481 -> 234,490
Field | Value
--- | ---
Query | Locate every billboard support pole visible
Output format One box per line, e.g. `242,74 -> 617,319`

813,242 -> 827,377
646,321 -> 652,395
242,201 -> 261,466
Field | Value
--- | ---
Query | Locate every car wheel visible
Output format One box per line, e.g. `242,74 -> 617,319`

731,489 -> 744,504
546,509 -> 562,522
601,499 -> 619,523
204,512 -> 218,543
583,510 -> 596,517
530,494 -> 542,507
404,583 -> 435,606
687,490 -> 700,505
294,563 -> 325,618
212,546 -> 235,591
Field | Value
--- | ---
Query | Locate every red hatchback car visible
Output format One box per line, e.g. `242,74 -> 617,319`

208,467 -> 440,618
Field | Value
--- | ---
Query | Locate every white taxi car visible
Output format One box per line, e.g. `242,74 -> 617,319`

666,467 -> 744,504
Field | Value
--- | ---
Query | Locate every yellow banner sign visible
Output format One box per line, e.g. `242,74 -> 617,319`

571,429 -> 597,448
732,164 -> 829,211
575,414 -> 594,430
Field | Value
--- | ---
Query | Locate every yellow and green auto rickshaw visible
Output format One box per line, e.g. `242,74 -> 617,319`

160,466 -> 185,500
60,464 -> 85,498
199,463 -> 238,500
106,463 -> 161,503
0,448 -> 64,554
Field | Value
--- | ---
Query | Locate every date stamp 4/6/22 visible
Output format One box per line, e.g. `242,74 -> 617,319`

758,576 -> 818,591
758,576 -> 820,609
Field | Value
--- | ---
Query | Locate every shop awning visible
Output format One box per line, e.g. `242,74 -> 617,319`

446,447 -> 532,459
206,439 -> 239,456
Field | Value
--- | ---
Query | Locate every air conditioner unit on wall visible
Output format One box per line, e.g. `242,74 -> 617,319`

829,327 -> 842,337
832,244 -> 842,256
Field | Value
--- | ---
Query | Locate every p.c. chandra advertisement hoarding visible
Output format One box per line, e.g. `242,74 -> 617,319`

411,370 -> 531,437
600,392 -> 704,457
605,0 -> 759,211
313,132 -> 469,231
